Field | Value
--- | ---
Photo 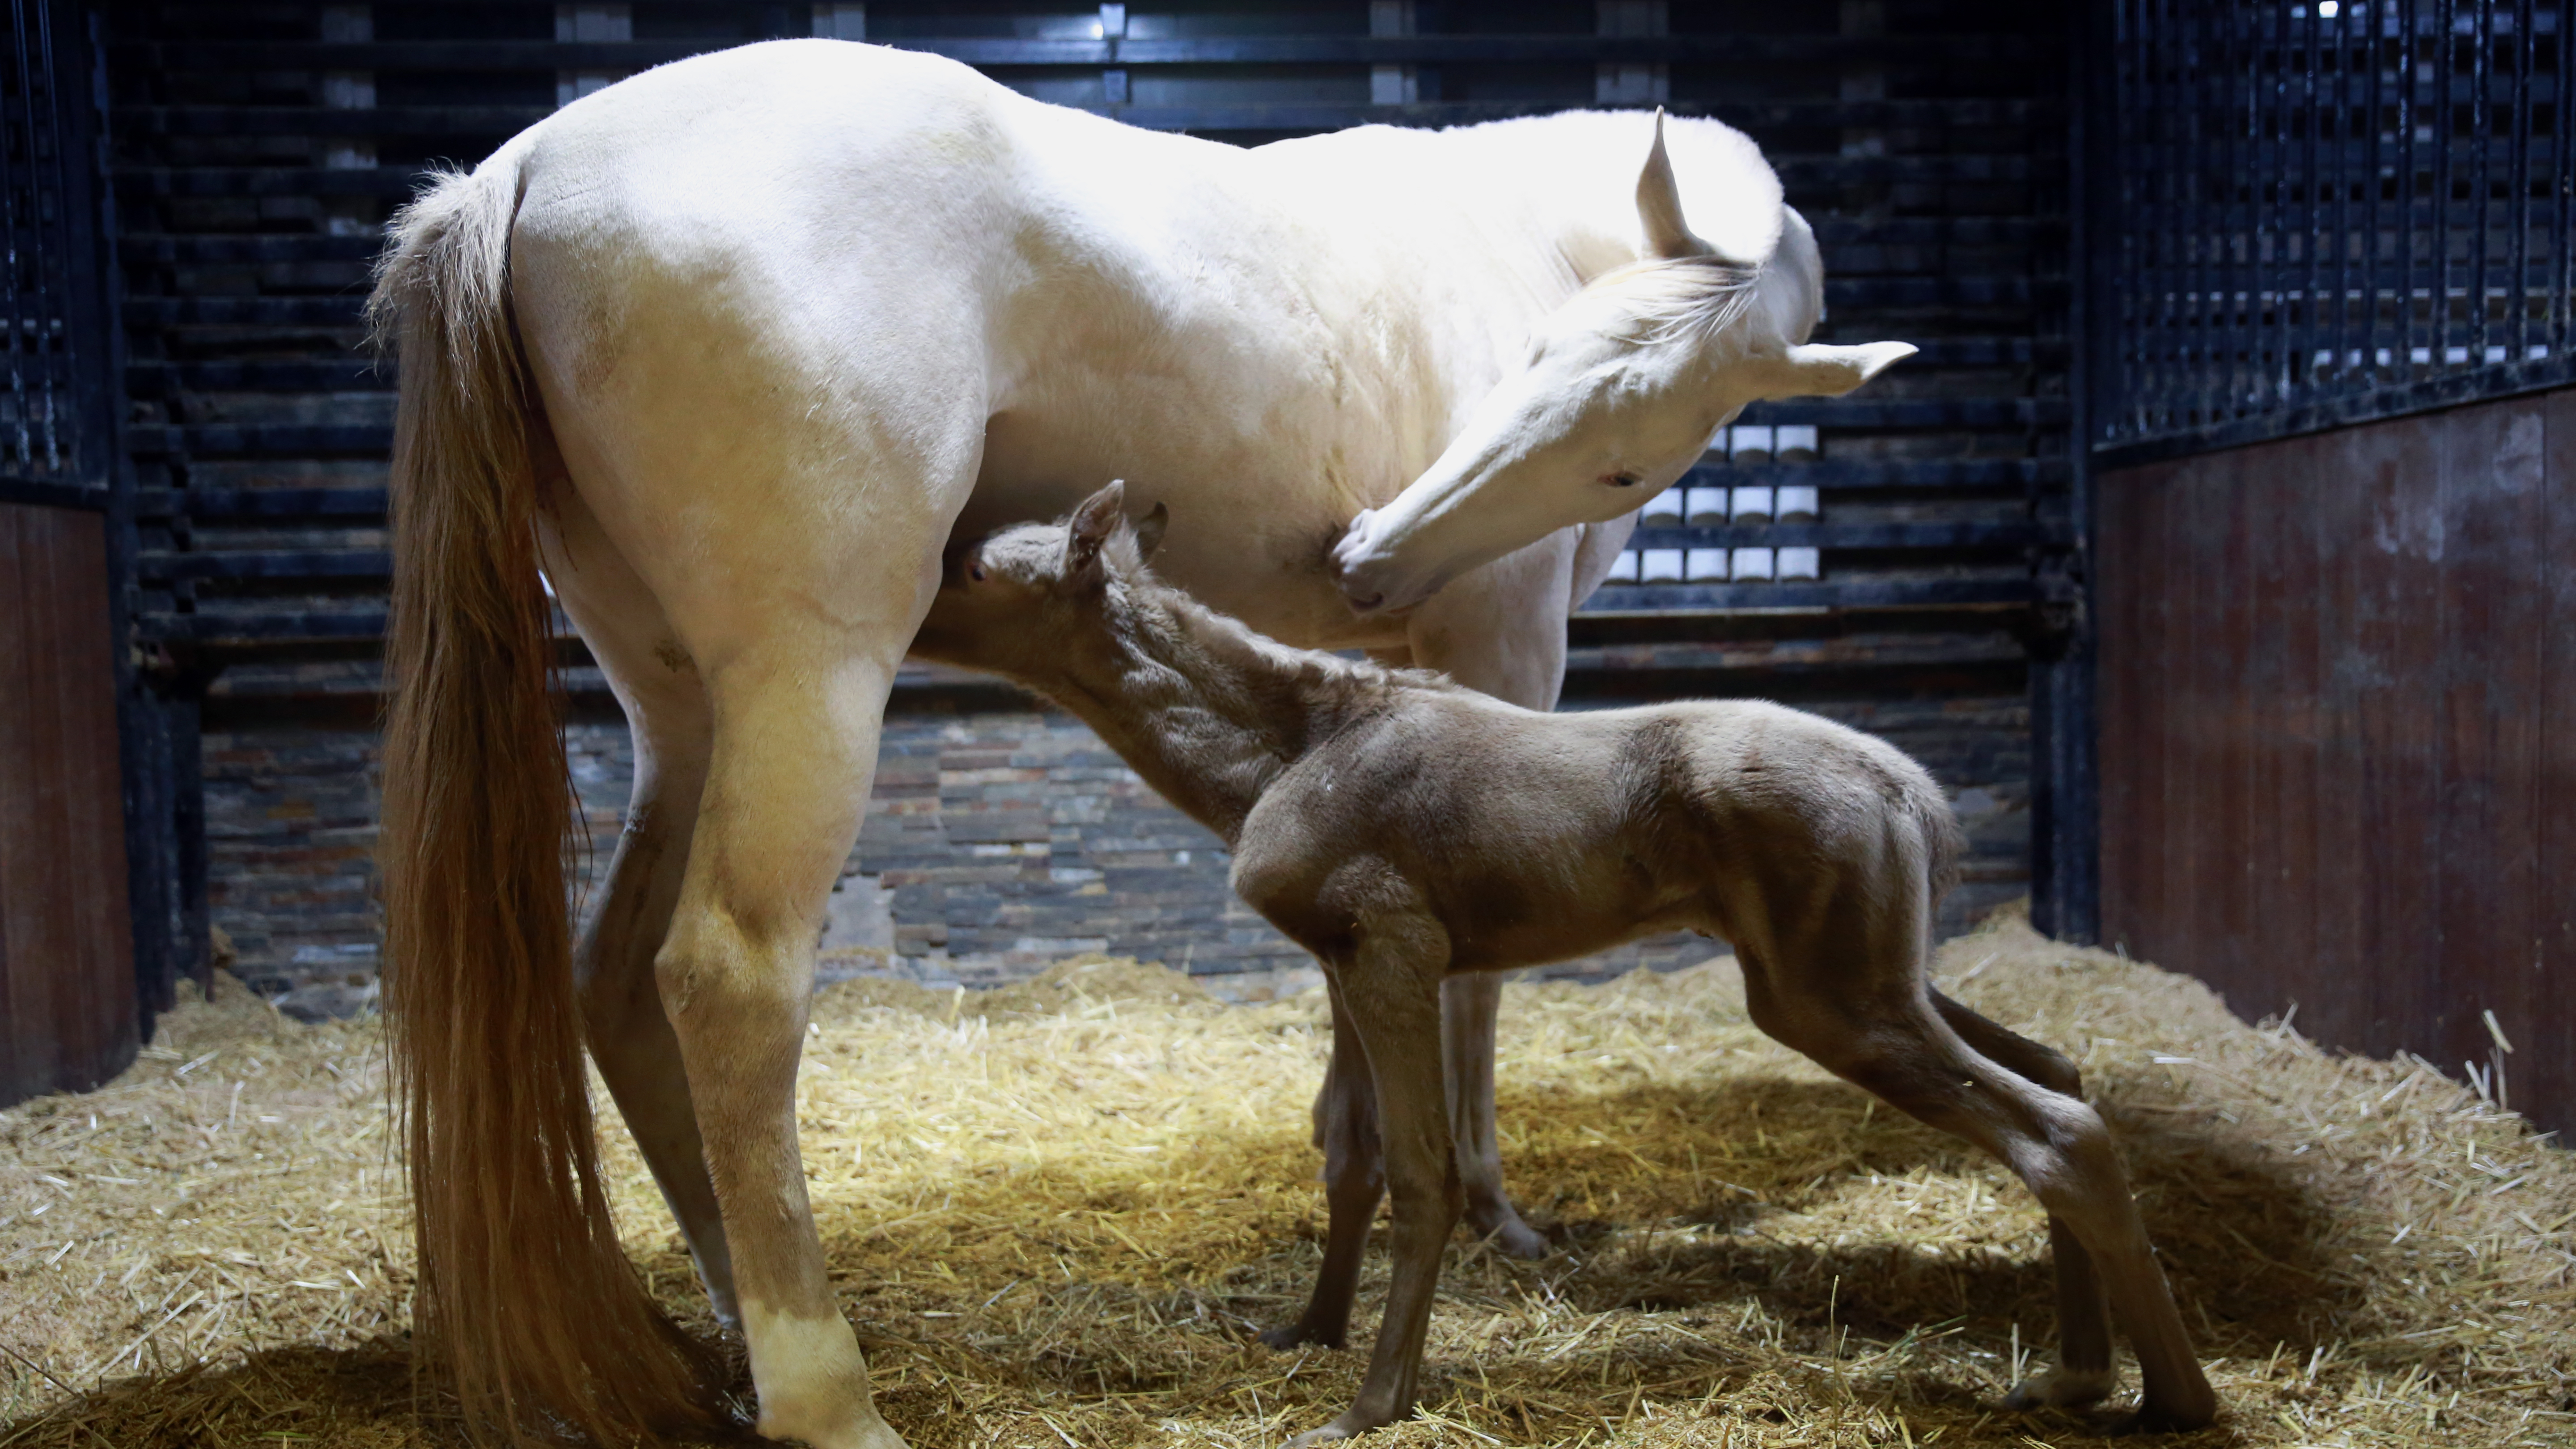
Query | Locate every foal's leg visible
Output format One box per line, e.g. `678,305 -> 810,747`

540,487 -> 737,1321
1392,535 -> 1581,1259
1263,978 -> 1385,1351
1931,991 -> 2115,1410
1296,915 -> 1461,1448
1742,958 -> 2214,1429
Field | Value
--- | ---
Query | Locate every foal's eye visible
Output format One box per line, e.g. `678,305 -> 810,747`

1604,472 -> 1642,488
969,563 -> 987,582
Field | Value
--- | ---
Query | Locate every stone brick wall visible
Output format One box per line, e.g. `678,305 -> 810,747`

204,675 -> 2027,1018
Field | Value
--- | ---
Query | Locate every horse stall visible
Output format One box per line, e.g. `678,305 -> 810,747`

0,0 -> 179,1112
0,2 -> 2570,1446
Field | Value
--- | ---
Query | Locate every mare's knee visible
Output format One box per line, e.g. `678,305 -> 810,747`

654,909 -> 809,1037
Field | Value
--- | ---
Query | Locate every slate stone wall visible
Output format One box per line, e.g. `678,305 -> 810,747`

203,680 -> 2028,1018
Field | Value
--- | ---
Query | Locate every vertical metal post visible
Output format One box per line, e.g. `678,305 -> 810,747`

2436,0 -> 2457,369
2559,0 -> 2573,359
47,0 -> 182,1019
2035,0 -> 2111,946
2471,0 -> 2494,363
2366,0 -> 2387,382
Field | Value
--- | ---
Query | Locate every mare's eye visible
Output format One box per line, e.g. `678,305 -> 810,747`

969,563 -> 987,582
1605,472 -> 1641,488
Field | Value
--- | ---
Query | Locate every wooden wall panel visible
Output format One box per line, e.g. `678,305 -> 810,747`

2097,388 -> 2573,1137
0,503 -> 138,1106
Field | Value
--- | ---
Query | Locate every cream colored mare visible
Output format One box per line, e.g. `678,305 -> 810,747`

374,38 -> 1911,1447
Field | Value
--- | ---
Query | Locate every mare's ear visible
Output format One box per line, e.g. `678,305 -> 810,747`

1742,340 -> 1916,399
1637,110 -> 1712,261
1135,502 -> 1169,562
1064,479 -> 1127,587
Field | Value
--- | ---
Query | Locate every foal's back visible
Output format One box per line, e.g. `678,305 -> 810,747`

1233,690 -> 1952,973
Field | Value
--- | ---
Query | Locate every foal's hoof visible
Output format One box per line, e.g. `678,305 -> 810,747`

1467,1212 -> 1551,1261
2004,1366 -> 2117,1412
1260,1322 -> 1343,1352
2114,1392 -> 2220,1435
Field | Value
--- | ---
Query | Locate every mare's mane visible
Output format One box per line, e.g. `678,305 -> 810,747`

1581,254 -> 1766,346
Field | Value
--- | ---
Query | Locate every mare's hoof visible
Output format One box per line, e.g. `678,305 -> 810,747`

2003,1366 -> 2117,1411
754,1405 -> 909,1449
1287,1410 -> 1385,1448
1260,1322 -> 1343,1352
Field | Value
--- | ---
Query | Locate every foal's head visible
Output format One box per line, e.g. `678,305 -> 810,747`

1330,112 -> 1914,617
910,481 -> 1167,675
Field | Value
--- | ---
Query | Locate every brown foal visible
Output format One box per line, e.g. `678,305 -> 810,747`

911,483 -> 2217,1445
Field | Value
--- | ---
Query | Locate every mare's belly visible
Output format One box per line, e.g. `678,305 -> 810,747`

962,462 -> 1409,651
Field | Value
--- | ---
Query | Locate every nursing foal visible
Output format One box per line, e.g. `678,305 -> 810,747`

911,483 -> 2216,1445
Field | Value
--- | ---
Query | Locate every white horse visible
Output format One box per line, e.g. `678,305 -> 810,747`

369,38 -> 1911,1448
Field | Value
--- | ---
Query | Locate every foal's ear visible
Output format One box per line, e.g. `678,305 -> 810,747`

1064,479 -> 1127,586
1135,502 -> 1169,562
1637,110 -> 1712,262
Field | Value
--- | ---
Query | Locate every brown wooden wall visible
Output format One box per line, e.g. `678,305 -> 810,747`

0,503 -> 138,1106
2097,387 -> 2575,1139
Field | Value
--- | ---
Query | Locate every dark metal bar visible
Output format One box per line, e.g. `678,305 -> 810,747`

2390,0 -> 2411,384
2366,0 -> 2388,384
2034,0 -> 2116,947
2436,0 -> 2457,381
117,32 -> 2045,72
2092,346 -> 2576,467
2561,0 -> 2574,360
2509,0 -> 2534,364
2471,0 -> 2494,367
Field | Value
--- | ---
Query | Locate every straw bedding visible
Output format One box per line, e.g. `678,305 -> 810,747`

2,915 -> 2568,1447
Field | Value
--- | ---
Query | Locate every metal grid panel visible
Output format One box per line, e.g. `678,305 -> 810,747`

2,0 -> 96,501
2102,0 -> 2575,460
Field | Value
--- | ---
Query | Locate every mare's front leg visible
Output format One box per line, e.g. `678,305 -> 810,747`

1263,979 -> 1384,1351
1292,910 -> 1461,1448
1390,533 -> 1586,1259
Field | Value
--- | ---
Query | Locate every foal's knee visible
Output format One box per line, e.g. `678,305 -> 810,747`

2005,1097 -> 2136,1224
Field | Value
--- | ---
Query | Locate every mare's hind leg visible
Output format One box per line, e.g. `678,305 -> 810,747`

538,485 -> 736,1322
1740,952 -> 2215,1429
1931,991 -> 2115,1410
657,642 -> 909,1449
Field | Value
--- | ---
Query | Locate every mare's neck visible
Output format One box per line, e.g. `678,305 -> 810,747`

1028,582 -> 1393,844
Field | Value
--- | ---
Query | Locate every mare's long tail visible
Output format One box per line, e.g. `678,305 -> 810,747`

370,157 -> 725,1445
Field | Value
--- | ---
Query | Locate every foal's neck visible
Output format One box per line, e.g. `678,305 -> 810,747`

1037,580 -> 1397,843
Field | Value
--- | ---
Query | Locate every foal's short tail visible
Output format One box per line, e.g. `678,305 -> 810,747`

1911,771 -> 1966,907
370,158 -> 724,1445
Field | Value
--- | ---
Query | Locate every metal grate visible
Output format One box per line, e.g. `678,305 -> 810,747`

2102,0 -> 2576,456
2,0 -> 86,488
